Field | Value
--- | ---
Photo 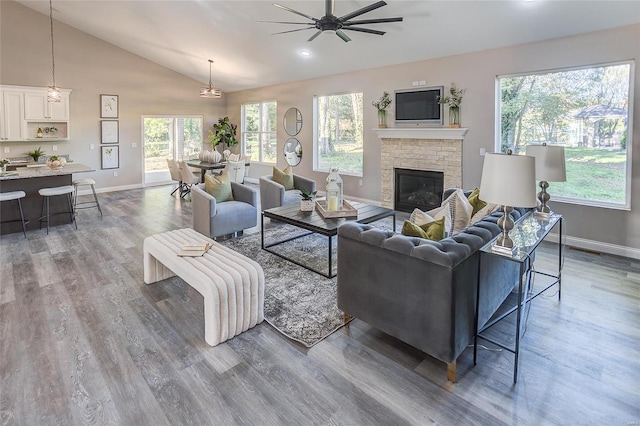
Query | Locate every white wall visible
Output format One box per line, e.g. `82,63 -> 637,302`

227,24 -> 640,253
0,1 -> 226,191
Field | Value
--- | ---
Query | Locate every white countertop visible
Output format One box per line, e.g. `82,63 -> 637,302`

0,163 -> 94,180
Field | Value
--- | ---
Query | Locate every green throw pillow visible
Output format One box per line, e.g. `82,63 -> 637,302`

468,187 -> 488,217
272,165 -> 294,190
204,172 -> 234,202
401,217 -> 445,241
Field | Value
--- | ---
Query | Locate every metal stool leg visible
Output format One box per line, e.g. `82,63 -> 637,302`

66,193 -> 77,230
90,184 -> 103,217
45,196 -> 50,234
17,198 -> 28,238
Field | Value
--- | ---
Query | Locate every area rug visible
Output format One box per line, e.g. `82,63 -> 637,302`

221,224 -> 346,347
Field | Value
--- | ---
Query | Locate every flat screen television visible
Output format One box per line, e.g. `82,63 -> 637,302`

394,86 -> 444,126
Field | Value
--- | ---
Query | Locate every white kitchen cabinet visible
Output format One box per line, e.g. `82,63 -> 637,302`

0,90 -> 26,141
24,90 -> 70,121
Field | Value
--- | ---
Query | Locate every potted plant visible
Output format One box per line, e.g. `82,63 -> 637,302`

208,117 -> 238,153
299,187 -> 317,211
438,82 -> 465,128
372,91 -> 392,128
46,155 -> 66,169
26,146 -> 45,162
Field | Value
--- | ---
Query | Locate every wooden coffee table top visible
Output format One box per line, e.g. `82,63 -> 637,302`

262,201 -> 395,236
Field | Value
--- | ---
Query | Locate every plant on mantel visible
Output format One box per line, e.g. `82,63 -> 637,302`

438,82 -> 465,128
372,91 -> 392,128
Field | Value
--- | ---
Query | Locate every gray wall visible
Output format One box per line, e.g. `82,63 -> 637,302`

0,1 -> 226,190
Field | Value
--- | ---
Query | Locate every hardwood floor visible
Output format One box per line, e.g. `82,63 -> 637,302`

1,185 -> 638,425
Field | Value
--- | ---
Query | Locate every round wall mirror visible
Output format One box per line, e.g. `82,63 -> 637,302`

284,138 -> 302,166
284,107 -> 302,136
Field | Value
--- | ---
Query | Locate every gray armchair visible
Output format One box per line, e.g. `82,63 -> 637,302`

192,182 -> 258,238
259,174 -> 316,211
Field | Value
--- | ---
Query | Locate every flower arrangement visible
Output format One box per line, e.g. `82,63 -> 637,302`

438,82 -> 465,107
372,91 -> 392,111
46,155 -> 67,169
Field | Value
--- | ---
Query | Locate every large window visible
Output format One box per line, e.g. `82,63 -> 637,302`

498,62 -> 632,209
242,101 -> 276,163
314,92 -> 364,176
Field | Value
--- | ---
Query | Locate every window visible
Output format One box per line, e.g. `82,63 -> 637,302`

142,116 -> 203,173
242,101 -> 277,163
314,92 -> 364,176
498,62 -> 632,209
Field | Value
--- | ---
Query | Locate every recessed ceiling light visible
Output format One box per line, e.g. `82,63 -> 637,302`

299,50 -> 311,57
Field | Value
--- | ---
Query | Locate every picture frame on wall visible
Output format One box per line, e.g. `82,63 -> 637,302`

101,145 -> 119,169
100,94 -> 118,118
101,120 -> 119,144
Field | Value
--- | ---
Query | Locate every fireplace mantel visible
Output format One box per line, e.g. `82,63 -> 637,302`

374,127 -> 468,140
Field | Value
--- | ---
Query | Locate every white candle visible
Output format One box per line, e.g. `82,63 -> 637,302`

328,196 -> 338,211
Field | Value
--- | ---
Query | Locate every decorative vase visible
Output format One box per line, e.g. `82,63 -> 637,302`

377,110 -> 387,128
223,149 -> 231,162
211,150 -> 222,163
449,106 -> 460,128
0,164 -> 6,175
300,199 -> 314,211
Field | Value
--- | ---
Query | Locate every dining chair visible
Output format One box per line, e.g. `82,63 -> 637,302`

167,158 -> 186,196
178,160 -> 201,198
224,160 -> 246,184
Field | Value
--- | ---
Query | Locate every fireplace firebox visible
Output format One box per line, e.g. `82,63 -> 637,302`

394,168 -> 444,213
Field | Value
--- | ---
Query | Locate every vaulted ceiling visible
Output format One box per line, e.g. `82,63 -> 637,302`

17,1 -> 640,93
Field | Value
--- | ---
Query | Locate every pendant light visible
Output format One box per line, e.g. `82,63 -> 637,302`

47,0 -> 61,102
200,59 -> 222,98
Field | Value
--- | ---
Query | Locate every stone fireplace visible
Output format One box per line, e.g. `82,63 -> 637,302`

375,128 -> 468,210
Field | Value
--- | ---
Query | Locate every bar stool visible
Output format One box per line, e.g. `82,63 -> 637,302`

73,178 -> 103,217
38,185 -> 76,234
0,191 -> 29,238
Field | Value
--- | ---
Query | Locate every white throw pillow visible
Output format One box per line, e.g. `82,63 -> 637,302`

440,189 -> 473,235
410,205 -> 452,237
470,203 -> 500,225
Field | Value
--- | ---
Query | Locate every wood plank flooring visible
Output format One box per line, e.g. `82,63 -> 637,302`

1,185 -> 639,425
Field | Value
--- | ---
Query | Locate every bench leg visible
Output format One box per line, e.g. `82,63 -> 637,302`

143,251 -> 176,284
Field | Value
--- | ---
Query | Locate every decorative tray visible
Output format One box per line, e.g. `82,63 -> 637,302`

315,199 -> 358,219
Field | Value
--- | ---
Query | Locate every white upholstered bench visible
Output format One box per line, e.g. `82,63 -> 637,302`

143,228 -> 264,346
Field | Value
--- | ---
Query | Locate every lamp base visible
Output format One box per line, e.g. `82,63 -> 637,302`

534,210 -> 552,219
491,243 -> 517,256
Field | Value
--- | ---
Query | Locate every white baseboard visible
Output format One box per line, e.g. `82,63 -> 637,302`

543,233 -> 640,260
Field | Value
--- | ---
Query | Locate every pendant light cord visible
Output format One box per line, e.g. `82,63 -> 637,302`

49,0 -> 56,87
208,59 -> 214,88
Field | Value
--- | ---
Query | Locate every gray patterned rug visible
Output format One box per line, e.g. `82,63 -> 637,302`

222,224 -> 346,347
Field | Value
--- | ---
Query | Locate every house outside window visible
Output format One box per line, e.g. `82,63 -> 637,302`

313,92 -> 364,176
242,101 -> 277,163
497,61 -> 633,209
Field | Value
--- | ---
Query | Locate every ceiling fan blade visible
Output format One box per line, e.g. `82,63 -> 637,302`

258,21 -> 315,25
338,1 -> 387,22
325,0 -> 334,16
342,26 -> 386,36
273,3 -> 318,22
273,27 -> 316,35
336,30 -> 352,42
307,31 -> 323,41
342,17 -> 403,26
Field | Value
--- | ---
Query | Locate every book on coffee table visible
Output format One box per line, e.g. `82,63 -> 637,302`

177,242 -> 212,257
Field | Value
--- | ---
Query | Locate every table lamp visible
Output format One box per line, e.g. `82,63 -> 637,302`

525,143 -> 566,218
479,152 -> 537,256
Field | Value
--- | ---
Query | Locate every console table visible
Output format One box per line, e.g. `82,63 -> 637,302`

474,212 -> 564,383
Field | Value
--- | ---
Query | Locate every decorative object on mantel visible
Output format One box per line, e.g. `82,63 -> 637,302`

208,117 -> 238,153
372,91 -> 392,128
46,0 -> 62,102
200,59 -> 222,98
26,146 -> 45,163
299,188 -> 316,211
46,155 -> 66,169
438,82 -> 465,128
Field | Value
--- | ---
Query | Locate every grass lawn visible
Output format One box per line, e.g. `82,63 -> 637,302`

552,147 -> 627,204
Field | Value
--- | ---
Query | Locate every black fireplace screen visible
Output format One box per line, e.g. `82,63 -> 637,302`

394,168 -> 444,213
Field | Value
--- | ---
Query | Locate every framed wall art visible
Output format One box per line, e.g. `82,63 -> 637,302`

101,120 -> 119,143
101,145 -> 119,169
100,94 -> 119,118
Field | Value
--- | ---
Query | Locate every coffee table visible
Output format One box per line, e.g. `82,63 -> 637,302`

261,201 -> 396,278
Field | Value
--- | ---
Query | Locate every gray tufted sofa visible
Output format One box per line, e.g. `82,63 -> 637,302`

337,190 -> 529,382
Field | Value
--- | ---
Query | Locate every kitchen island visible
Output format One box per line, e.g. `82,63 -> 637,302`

0,164 -> 95,235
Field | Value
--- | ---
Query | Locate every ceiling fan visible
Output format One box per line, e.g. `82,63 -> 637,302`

262,0 -> 403,42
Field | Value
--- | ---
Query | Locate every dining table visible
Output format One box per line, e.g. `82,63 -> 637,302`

185,159 -> 250,183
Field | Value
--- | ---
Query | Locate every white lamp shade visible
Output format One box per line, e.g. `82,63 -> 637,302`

525,144 -> 566,182
480,153 -> 538,208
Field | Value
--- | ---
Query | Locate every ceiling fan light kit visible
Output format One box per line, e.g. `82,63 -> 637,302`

200,59 -> 222,98
265,0 -> 403,42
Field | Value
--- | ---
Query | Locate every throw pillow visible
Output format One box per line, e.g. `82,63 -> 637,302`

467,187 -> 488,217
401,217 -> 446,241
204,172 -> 234,202
470,202 -> 500,225
272,165 -> 294,190
409,205 -> 452,237
440,188 -> 473,236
